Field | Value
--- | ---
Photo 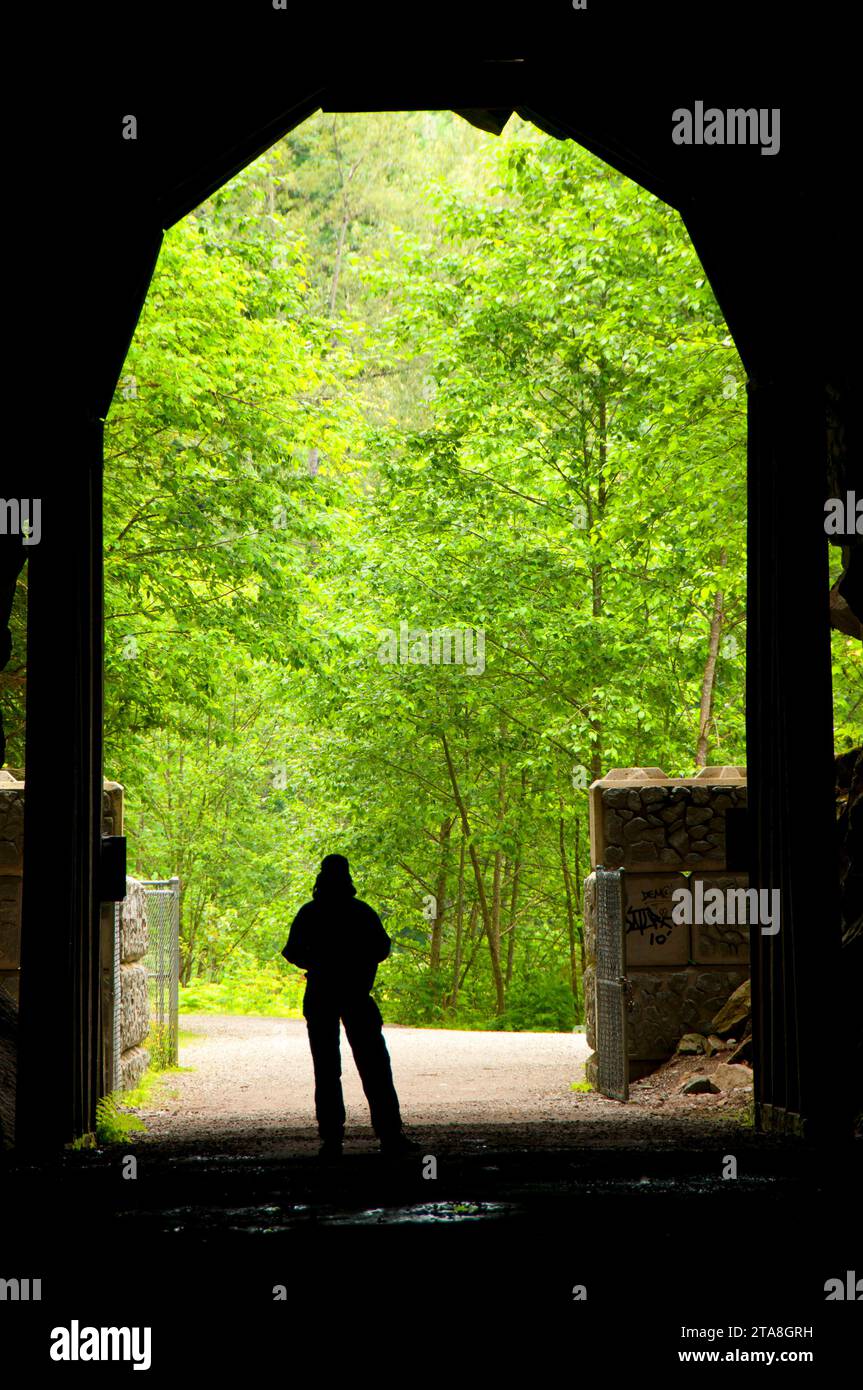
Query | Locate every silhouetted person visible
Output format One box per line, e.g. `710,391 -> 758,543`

282,854 -> 417,1160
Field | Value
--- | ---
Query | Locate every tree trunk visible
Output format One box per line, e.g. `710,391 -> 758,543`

328,116 -> 362,317
574,815 -> 585,976
442,732 -> 505,1016
505,857 -> 521,987
696,549 -> 727,767
455,900 -> 482,999
559,808 -> 579,999
430,817 -> 453,1011
448,835 -> 466,1013
587,392 -> 608,780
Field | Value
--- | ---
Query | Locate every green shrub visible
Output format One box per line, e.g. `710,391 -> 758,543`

495,972 -> 577,1032
95,1093 -> 147,1144
179,959 -> 305,1016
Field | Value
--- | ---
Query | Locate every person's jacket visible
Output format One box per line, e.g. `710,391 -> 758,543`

282,892 -> 391,1000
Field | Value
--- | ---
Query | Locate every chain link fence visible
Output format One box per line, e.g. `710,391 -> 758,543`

140,878 -> 180,1068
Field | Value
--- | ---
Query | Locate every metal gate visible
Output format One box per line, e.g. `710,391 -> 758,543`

595,866 -> 629,1101
140,878 -> 180,1068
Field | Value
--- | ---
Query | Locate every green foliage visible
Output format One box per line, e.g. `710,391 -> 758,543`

95,1093 -> 147,1144
68,1132 -> 97,1151
496,972 -> 578,1032
724,1099 -> 756,1128
145,1022 -> 177,1070
179,957 -> 305,1016
69,111 -> 853,1035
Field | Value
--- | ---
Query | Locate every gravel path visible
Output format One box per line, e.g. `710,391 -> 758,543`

134,1014 -> 754,1154
136,1014 -> 589,1142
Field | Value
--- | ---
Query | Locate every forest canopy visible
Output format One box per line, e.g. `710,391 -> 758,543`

8,112 -> 856,1030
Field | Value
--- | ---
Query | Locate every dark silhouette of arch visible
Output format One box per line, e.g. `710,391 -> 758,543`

11,10 -> 857,1148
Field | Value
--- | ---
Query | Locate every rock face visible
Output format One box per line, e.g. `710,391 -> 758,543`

680,1075 -> 720,1095
710,979 -> 751,1036
728,1033 -> 753,1065
712,1062 -> 753,1090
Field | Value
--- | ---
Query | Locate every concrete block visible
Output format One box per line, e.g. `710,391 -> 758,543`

690,873 -> 751,963
623,873 -> 690,965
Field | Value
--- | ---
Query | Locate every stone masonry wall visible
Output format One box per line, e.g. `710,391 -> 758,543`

0,772 -> 24,1010
0,772 -> 23,1147
585,766 -> 749,1085
1,776 -> 150,1143
100,789 -> 152,1089
119,875 -> 150,1090
100,783 -> 150,1090
1,775 -> 147,1139
589,765 -> 747,873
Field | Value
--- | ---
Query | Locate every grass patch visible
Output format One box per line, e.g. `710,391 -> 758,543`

570,1080 -> 593,1093
724,1099 -> 756,1128
142,1024 -> 200,1068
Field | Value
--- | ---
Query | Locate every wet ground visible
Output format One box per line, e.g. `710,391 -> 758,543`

3,1019 -> 859,1370
4,1122 -> 859,1373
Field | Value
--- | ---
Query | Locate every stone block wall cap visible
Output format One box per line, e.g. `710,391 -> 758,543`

593,770 -> 747,789
103,779 -> 125,791
600,768 -> 669,782
693,766 -> 747,781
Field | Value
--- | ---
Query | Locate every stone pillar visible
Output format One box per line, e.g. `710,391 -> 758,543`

0,772 -> 24,1148
585,767 -> 750,1085
1,775 -> 145,1146
18,423 -> 105,1150
99,781 -> 124,1094
118,877 -> 150,1090
0,772 -> 24,1008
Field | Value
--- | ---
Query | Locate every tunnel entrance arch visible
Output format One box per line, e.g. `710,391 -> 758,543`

11,41 -> 850,1150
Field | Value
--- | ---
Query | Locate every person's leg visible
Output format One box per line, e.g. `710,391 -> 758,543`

341,995 -> 403,1140
304,1005 -> 345,1144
